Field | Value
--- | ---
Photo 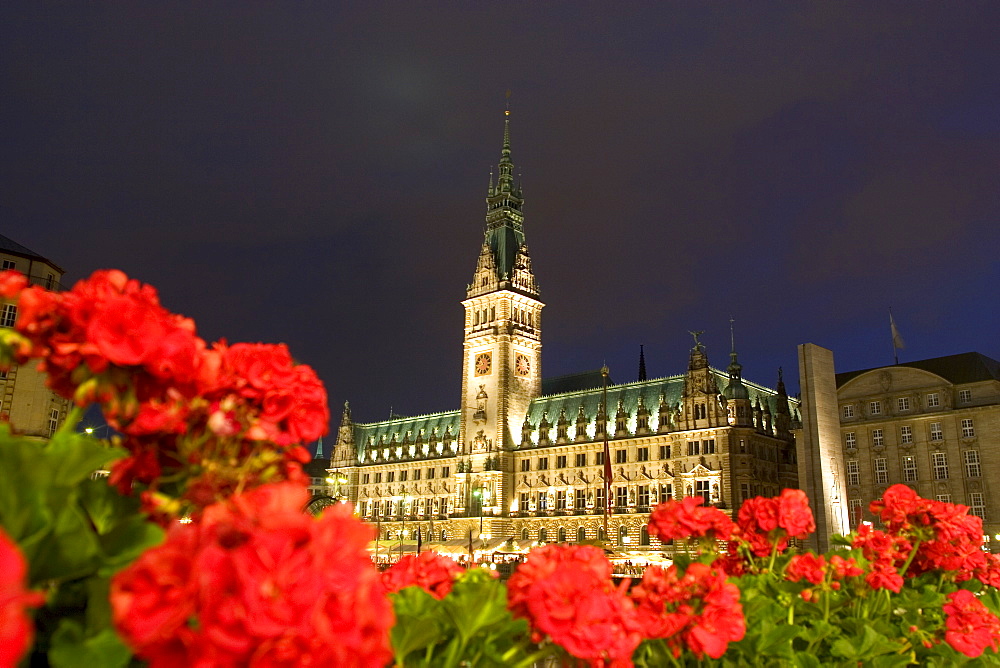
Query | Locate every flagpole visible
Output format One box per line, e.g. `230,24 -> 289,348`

890,308 -> 905,365
601,364 -> 611,542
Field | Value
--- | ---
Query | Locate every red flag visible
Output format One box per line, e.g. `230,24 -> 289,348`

603,441 -> 612,518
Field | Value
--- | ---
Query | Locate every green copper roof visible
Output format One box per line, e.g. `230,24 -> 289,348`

353,410 -> 461,463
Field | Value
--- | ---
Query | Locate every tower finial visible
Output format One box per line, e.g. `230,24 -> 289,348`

638,344 -> 647,382
729,315 -> 736,353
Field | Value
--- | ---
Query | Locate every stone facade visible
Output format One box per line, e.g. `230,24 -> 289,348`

832,353 -> 1000,548
0,234 -> 71,438
330,112 -> 800,555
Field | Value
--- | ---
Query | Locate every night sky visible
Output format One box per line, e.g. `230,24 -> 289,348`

3,3 -> 999,433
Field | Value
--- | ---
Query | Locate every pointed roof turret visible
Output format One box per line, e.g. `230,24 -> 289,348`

638,344 -> 647,382
723,318 -> 749,400
775,366 -> 792,416
468,102 -> 537,299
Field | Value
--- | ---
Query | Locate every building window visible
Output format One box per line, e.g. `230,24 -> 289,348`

577,526 -> 587,542
845,432 -> 857,449
869,401 -> 882,415
575,453 -> 587,467
575,490 -> 586,509
900,425 -> 912,444
638,485 -> 649,507
959,389 -> 972,403
427,467 -> 435,479
556,490 -> 567,510
520,459 -> 530,472
659,445 -> 670,459
873,457 -> 888,485
849,498 -> 863,525
847,461 -> 860,486
615,449 -> 627,464
596,487 -> 606,510
842,405 -> 855,419
936,494 -> 952,504
902,455 -> 917,482
687,441 -> 700,456
615,486 -> 628,508
387,472 -> 395,483
539,528 -> 548,542
556,455 -> 567,468
362,473 -> 370,484
933,452 -> 949,480
970,492 -> 986,519
696,480 -> 710,504
618,525 -> 629,546
399,470 -> 407,482
519,492 -> 529,511
48,409 -> 60,437
413,469 -> 421,480
965,450 -> 982,478
659,484 -> 672,503
897,397 -> 910,411
442,466 -> 450,477
538,457 -> 548,470
1,259 -> 16,270
930,422 -> 943,441
871,429 -> 884,448
596,452 -> 605,466
374,472 -> 382,484
962,419 -> 975,438
637,447 -> 649,462
0,304 -> 17,328
640,526 -> 650,546
927,393 -> 939,408
704,439 -> 716,454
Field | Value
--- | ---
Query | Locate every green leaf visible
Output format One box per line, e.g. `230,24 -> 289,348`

48,619 -> 132,668
389,587 -> 448,660
442,570 -> 514,643
831,625 -> 900,661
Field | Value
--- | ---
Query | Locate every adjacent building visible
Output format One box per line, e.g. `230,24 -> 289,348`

0,234 -> 70,438
834,352 -> 1000,546
330,112 -> 800,555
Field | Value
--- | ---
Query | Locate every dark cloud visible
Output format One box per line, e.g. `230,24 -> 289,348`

2,2 -> 998,421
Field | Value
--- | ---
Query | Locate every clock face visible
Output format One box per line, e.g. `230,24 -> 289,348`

475,352 -> 492,376
515,353 -> 531,377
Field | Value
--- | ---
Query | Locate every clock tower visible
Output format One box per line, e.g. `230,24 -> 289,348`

459,109 -> 543,519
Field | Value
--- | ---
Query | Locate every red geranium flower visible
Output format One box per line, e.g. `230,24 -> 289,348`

382,551 -> 464,600
785,553 -> 826,585
647,497 -> 735,544
943,589 -> 1000,658
0,530 -> 45,668
111,483 -> 393,667
507,544 -> 642,667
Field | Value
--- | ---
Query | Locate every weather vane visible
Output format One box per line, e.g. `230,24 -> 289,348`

689,330 -> 705,348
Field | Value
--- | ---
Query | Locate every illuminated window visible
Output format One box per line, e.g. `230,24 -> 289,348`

0,304 -> 17,328
638,485 -> 649,507
959,389 -> 972,403
574,490 -> 586,509
927,393 -> 940,408
842,405 -> 855,419
933,452 -> 949,480
596,487 -> 606,510
696,480 -> 711,504
869,401 -> 882,415
659,484 -> 672,503
874,457 -> 888,485
849,498 -> 863,523
962,419 -> 975,438
964,450 -> 982,478
519,492 -> 528,510
847,460 -> 860,486
898,397 -> 910,411
555,490 -> 567,510
900,425 -> 912,444
930,422 -> 943,441
970,493 -> 986,519
872,429 -> 884,448
845,432 -> 857,449
615,486 -> 628,507
902,455 -> 917,482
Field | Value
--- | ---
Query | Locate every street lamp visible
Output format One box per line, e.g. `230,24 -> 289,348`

399,493 -> 411,561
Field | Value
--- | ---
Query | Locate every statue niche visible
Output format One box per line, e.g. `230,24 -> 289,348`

473,385 -> 488,422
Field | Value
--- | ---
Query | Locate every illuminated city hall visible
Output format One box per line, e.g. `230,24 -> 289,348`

326,113 -> 801,555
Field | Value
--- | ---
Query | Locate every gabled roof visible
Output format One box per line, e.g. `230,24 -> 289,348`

353,410 -> 461,461
0,233 -> 65,272
835,352 -> 1000,387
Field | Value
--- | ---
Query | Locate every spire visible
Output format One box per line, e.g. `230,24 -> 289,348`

487,169 -> 494,197
638,344 -> 647,381
498,108 -> 514,192
314,436 -> 324,459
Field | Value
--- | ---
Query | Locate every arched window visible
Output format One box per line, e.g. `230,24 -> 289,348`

558,527 -> 566,542
640,526 -> 650,546
598,527 -> 607,542
577,526 -> 586,542
539,527 -> 548,542
521,528 -> 529,540
474,311 -> 479,326
618,525 -> 629,547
